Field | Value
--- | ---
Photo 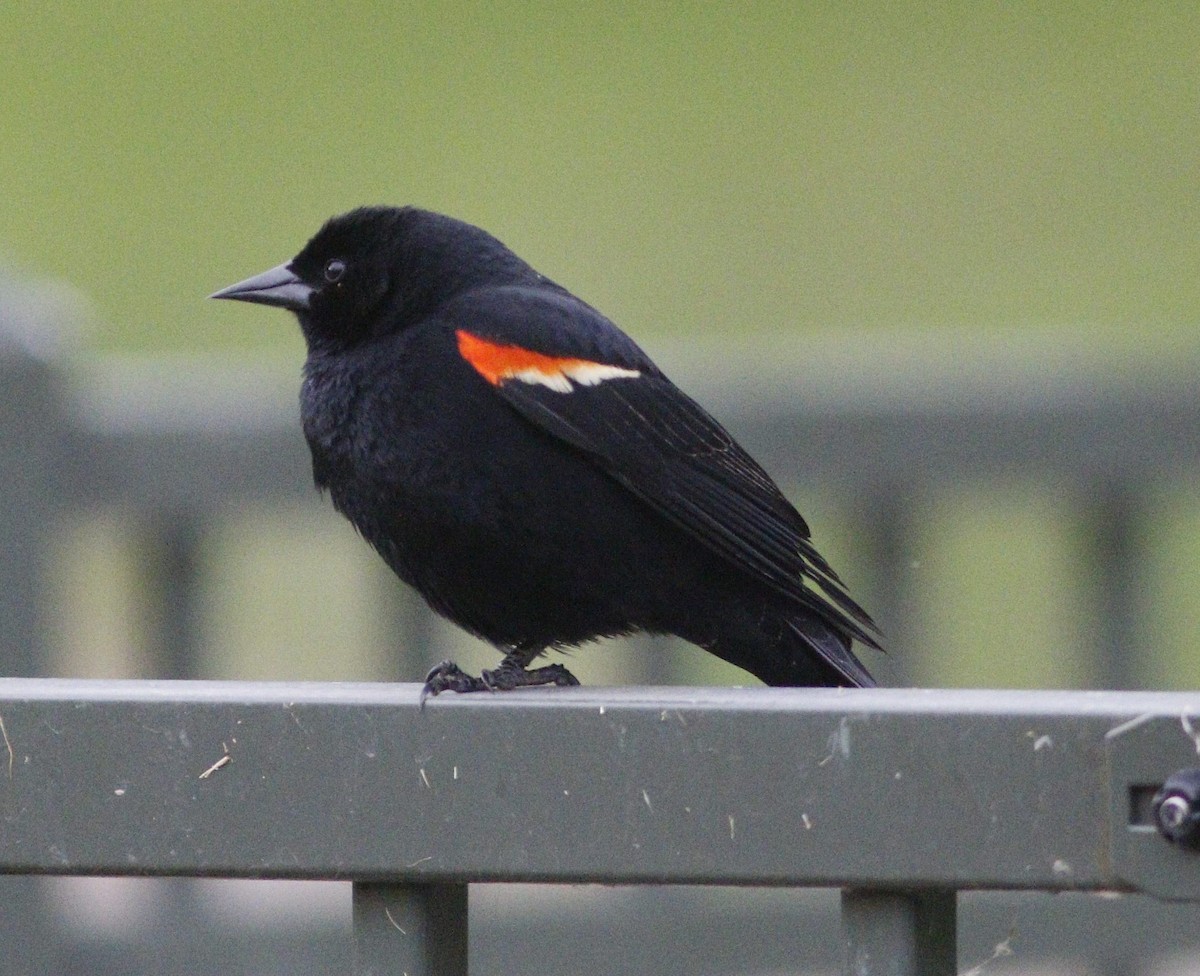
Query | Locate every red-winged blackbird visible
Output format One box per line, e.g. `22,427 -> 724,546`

212,206 -> 881,695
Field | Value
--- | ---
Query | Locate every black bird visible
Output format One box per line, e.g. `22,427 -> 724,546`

212,207 -> 881,695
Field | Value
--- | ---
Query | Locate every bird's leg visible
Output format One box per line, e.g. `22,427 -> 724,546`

482,643 -> 580,691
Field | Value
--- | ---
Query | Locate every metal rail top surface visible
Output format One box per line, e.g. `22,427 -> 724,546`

0,680 -> 1198,899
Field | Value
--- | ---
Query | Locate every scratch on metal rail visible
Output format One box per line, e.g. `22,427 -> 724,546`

383,906 -> 407,934
960,930 -> 1015,976
1103,713 -> 1154,740
0,712 -> 12,779
1181,714 -> 1200,754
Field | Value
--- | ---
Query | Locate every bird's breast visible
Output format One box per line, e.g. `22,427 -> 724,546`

300,338 -> 503,518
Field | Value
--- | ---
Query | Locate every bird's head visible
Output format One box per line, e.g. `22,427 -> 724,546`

211,206 -> 536,351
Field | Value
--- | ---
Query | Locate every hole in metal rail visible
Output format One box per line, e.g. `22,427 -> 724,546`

1128,784 -> 1163,829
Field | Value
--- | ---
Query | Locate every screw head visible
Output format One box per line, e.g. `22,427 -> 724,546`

1158,794 -> 1193,833
1152,770 -> 1200,844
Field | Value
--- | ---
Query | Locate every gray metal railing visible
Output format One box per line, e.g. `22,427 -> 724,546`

1,680 -> 1200,976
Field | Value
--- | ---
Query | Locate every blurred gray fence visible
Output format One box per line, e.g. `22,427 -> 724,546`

8,315 -> 1199,689
2,290 -> 1199,974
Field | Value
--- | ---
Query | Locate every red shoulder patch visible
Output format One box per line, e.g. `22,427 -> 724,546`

456,330 -> 640,393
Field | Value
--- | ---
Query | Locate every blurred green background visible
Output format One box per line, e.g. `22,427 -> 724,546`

3,3 -> 1197,687
5,4 -> 1197,350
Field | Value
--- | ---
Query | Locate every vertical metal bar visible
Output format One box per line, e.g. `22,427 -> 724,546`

0,330 -> 67,974
851,487 -> 917,688
353,882 -> 468,976
1081,484 -> 1141,690
139,514 -> 206,679
0,348 -> 61,678
842,889 -> 956,976
135,515 -> 209,970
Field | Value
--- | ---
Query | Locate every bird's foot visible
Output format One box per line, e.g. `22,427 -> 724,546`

420,659 -> 580,704
482,661 -> 580,691
420,661 -> 487,704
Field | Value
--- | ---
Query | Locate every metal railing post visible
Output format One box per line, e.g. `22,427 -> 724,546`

0,339 -> 63,678
1081,483 -> 1142,689
353,882 -> 469,976
139,513 -> 207,679
842,888 -> 956,976
0,316 -> 69,975
852,485 -> 917,687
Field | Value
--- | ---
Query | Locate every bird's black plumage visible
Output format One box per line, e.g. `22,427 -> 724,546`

212,206 -> 882,693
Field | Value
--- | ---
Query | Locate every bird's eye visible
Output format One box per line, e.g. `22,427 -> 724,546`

324,259 -> 346,283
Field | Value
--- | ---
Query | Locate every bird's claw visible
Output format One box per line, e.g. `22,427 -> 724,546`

420,661 -> 487,704
542,663 -> 582,687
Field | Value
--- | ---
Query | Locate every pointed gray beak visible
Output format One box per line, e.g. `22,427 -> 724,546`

210,262 -> 314,311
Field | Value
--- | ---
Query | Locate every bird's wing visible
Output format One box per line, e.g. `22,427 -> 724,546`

450,297 -> 880,649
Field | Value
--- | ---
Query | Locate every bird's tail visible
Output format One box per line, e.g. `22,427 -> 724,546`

775,614 -> 877,688
682,593 -> 879,689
